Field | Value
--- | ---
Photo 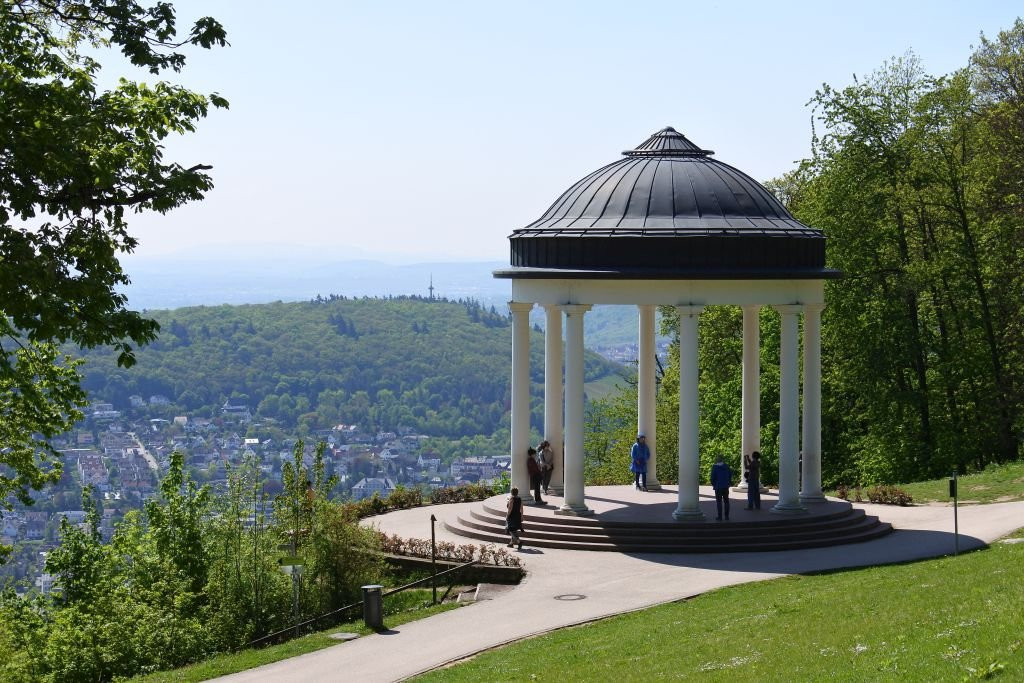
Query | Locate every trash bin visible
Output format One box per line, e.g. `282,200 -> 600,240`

362,584 -> 383,630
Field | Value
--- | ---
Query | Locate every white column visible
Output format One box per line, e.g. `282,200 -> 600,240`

801,304 -> 826,503
673,305 -> 704,521
637,305 -> 659,489
509,302 -> 533,498
543,304 -> 564,496
557,304 -> 593,516
737,305 -> 761,490
773,305 -> 806,514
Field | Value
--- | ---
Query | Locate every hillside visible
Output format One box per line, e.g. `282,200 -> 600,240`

74,296 -> 623,439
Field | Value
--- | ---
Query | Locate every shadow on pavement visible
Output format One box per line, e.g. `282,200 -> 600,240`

619,528 -> 985,574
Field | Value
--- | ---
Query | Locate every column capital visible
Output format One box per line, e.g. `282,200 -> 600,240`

541,303 -> 563,313
676,304 -> 704,316
562,304 -> 593,315
803,302 -> 826,314
774,304 -> 803,316
508,301 -> 534,314
741,304 -> 762,313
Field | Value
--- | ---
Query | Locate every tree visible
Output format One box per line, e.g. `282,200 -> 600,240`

0,1 -> 228,519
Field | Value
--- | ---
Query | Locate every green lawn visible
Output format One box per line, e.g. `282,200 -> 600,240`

416,529 -> 1024,682
129,589 -> 462,683
897,461 -> 1024,504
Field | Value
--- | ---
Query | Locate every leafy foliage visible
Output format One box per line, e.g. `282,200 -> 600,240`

0,445 -> 385,681
587,23 -> 1024,488
73,296 -> 621,440
0,0 -> 227,520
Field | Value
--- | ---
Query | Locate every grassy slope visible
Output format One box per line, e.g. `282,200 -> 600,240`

898,461 -> 1024,504
584,373 -> 629,402
417,529 -> 1024,682
827,461 -> 1024,505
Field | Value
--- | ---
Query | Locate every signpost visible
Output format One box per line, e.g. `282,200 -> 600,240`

949,469 -> 959,556
430,514 -> 437,605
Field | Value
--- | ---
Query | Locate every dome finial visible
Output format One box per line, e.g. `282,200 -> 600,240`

624,126 -> 714,157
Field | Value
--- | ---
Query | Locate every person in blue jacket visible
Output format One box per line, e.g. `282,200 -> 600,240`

630,434 -> 650,491
710,454 -> 733,520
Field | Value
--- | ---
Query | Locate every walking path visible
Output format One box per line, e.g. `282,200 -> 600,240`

215,488 -> 1024,683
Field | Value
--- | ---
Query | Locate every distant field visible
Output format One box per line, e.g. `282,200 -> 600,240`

584,372 -> 628,402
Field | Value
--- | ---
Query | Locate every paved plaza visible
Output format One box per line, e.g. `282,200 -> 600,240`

215,489 -> 1024,682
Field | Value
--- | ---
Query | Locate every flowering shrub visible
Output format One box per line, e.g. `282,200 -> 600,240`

866,485 -> 914,506
375,531 -> 521,567
835,484 -> 913,506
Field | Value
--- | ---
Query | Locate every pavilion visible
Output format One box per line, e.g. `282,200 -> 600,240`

494,126 -> 841,521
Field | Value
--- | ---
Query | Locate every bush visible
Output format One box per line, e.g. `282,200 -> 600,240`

387,486 -> 423,510
835,484 -> 913,506
865,485 -> 914,506
374,531 -> 520,568
429,482 -> 497,505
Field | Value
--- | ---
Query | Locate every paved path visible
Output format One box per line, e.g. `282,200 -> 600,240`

215,489 -> 1024,683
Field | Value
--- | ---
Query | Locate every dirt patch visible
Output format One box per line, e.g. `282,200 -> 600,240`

995,495 -> 1022,503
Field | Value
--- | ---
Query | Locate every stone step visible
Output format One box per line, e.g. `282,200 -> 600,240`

444,517 -> 893,553
462,509 -> 882,545
446,497 -> 894,553
472,506 -> 869,537
480,501 -> 857,529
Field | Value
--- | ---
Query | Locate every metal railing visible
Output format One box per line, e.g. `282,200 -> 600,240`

243,558 -> 478,650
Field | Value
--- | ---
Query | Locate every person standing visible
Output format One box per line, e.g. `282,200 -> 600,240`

537,440 -> 555,495
630,434 -> 650,491
745,451 -> 762,510
506,487 -> 524,549
526,447 -> 545,504
710,454 -> 733,521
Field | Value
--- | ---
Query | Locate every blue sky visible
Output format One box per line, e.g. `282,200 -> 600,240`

123,1 -> 1020,263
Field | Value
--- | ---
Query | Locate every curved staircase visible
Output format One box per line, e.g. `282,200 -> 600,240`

444,491 -> 892,553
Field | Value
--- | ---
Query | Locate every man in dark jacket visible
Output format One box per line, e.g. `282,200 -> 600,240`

710,455 -> 733,521
526,447 -> 545,504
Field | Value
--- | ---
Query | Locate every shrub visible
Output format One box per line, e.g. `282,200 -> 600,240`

429,482 -> 496,505
387,486 -> 423,510
865,485 -> 914,506
373,532 -> 520,567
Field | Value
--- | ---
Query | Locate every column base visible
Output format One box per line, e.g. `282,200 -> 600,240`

672,508 -> 705,521
548,485 -> 564,496
771,502 -> 808,515
732,485 -> 769,493
555,504 -> 593,517
644,480 -> 663,491
799,493 -> 827,504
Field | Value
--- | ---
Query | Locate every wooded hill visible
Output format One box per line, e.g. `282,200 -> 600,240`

74,296 -> 622,439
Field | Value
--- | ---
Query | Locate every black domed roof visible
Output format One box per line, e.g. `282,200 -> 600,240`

498,127 -> 838,280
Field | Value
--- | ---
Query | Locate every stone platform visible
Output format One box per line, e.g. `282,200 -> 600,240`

445,485 -> 891,552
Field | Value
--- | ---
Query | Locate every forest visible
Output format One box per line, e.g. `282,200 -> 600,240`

586,22 -> 1024,489
73,295 -> 621,440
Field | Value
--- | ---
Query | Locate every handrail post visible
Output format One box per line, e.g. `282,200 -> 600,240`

430,514 -> 437,605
